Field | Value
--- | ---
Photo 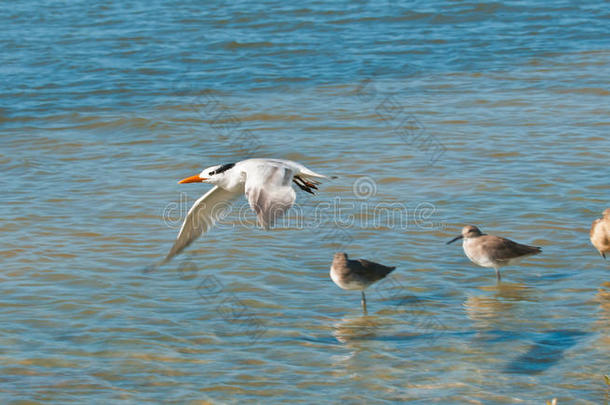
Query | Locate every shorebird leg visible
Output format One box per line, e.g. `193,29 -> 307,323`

293,176 -> 317,195
494,267 -> 502,283
361,291 -> 368,314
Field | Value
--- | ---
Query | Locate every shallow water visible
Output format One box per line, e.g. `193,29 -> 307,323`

1,1 -> 609,403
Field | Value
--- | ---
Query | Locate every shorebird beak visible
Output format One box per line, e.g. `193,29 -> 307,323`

178,174 -> 207,184
446,235 -> 463,245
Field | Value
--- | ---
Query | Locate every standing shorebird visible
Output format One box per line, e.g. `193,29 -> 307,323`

590,208 -> 610,259
158,159 -> 327,266
330,252 -> 396,313
447,225 -> 541,282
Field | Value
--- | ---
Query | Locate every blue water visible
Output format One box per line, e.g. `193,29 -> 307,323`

1,1 -> 609,403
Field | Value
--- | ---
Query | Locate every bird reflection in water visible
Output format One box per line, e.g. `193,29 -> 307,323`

481,282 -> 537,302
596,281 -> 610,313
329,315 -> 383,368
464,282 -> 537,330
594,281 -> 610,331
332,315 -> 382,345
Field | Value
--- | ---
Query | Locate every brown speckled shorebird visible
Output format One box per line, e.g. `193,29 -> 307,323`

447,225 -> 542,282
330,252 -> 396,313
590,208 -> 610,259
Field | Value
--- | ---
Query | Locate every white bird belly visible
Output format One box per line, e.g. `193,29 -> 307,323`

330,266 -> 363,290
463,240 -> 496,268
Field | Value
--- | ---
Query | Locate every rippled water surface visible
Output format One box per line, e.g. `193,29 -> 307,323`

1,1 -> 609,403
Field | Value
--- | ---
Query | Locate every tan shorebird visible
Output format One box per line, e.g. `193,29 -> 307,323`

330,252 -> 396,313
447,225 -> 542,282
590,208 -> 610,259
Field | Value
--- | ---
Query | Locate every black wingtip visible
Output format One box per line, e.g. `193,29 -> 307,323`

293,177 -> 317,194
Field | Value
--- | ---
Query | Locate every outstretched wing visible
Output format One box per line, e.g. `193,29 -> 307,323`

245,162 -> 296,229
163,186 -> 240,263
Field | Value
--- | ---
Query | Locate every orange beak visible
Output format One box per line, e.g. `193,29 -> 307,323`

178,174 -> 207,184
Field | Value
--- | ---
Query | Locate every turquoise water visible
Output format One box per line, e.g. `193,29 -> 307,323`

1,1 -> 609,403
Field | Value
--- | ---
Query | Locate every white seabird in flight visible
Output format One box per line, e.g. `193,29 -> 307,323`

161,158 -> 328,265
